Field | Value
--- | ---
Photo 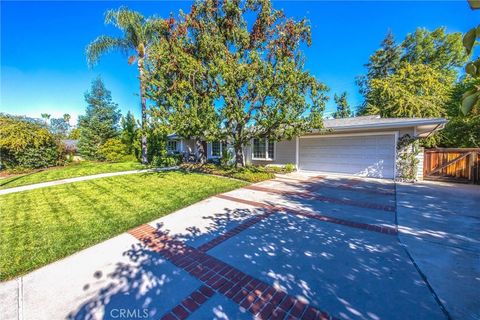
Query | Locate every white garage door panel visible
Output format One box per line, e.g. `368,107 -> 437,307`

299,135 -> 395,178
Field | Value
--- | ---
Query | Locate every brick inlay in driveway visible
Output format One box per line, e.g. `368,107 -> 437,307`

243,185 -> 395,212
128,224 -> 336,320
215,194 -> 398,235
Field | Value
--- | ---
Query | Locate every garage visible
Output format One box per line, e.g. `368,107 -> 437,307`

298,133 -> 397,178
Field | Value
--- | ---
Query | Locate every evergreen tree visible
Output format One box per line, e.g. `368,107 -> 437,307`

356,31 -> 401,113
332,92 -> 352,118
78,77 -> 121,160
120,111 -> 140,158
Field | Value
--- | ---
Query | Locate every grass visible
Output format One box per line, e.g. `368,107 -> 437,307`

0,171 -> 246,280
181,163 -> 280,182
0,161 -> 146,190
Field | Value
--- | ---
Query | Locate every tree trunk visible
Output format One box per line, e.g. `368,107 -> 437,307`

234,145 -> 244,168
195,139 -> 206,163
138,59 -> 148,164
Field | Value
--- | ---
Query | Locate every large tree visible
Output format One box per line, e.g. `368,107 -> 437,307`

358,27 -> 466,117
148,0 -> 327,167
146,12 -> 220,163
401,27 -> 467,77
86,7 -> 166,164
363,63 -> 452,118
332,92 -> 352,118
356,31 -> 401,104
78,77 -> 121,160
120,111 -> 140,158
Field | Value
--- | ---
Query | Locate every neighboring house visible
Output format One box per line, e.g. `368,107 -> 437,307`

167,115 -> 447,179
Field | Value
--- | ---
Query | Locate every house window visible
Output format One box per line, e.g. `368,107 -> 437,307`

211,141 -> 221,157
253,138 -> 275,160
167,140 -> 178,152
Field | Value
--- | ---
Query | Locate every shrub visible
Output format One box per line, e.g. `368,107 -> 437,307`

0,114 -> 61,169
150,155 -> 180,168
220,148 -> 233,168
284,163 -> 296,173
98,138 -> 128,162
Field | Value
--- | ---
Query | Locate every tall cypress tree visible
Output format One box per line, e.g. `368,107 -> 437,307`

78,77 -> 121,160
332,92 -> 352,118
356,31 -> 401,114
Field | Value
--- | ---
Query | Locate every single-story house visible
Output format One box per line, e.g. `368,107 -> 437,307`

167,115 -> 447,179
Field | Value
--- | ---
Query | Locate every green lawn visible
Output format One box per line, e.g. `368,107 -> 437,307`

0,171 -> 246,280
0,161 -> 146,190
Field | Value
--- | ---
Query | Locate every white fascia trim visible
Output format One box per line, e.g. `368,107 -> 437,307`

300,131 -> 398,138
322,119 -> 448,132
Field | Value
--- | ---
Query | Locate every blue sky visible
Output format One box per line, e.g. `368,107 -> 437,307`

1,1 -> 478,124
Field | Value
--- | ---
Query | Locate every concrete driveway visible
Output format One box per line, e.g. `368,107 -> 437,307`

1,172 -> 478,320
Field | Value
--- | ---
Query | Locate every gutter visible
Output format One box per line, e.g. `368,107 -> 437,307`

322,119 -> 448,132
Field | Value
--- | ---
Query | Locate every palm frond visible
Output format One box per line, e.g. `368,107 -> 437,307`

86,35 -> 130,67
105,7 -> 144,46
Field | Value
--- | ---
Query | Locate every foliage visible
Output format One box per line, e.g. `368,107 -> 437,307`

49,114 -> 71,138
0,114 -> 61,169
0,171 -> 245,280
78,77 -> 121,160
356,31 -> 401,101
150,155 -> 179,168
461,25 -> 480,114
181,162 -> 297,182
0,161 -> 145,190
120,111 -> 140,159
332,92 -> 352,118
147,0 -> 327,167
98,138 -> 129,161
439,78 -> 480,147
284,163 -> 295,172
358,27 -> 466,117
220,147 -> 234,168
396,134 -> 420,182
401,27 -> 467,77
362,63 -> 452,118
68,127 -> 81,140
87,7 -> 169,164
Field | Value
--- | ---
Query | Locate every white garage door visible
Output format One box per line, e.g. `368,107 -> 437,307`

299,134 -> 396,178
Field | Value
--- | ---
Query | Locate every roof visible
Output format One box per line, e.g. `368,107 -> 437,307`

62,139 -> 78,148
322,115 -> 447,132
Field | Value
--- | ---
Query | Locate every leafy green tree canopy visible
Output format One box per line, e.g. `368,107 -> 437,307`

78,77 -> 121,160
401,27 -> 467,76
363,63 -> 452,118
120,111 -> 140,158
332,92 -> 352,118
148,0 -> 328,166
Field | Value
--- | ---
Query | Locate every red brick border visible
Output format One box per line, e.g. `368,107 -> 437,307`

274,176 -> 395,196
197,209 -> 274,252
215,194 -> 398,236
243,185 -> 395,212
128,224 -> 336,320
160,285 -> 215,320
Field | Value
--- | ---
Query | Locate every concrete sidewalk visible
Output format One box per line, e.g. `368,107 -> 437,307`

0,166 -> 178,195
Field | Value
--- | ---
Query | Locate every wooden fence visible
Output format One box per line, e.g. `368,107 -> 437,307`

424,148 -> 480,184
